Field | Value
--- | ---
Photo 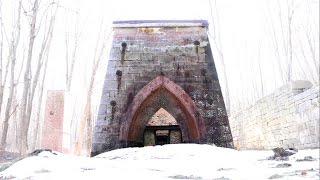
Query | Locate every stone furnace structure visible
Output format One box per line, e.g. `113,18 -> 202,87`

91,20 -> 233,156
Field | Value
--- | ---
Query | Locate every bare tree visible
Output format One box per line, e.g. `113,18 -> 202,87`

257,42 -> 265,97
74,23 -> 112,156
0,0 -> 21,150
0,1 -> 11,120
208,0 -> 231,115
266,6 -> 286,85
304,28 -> 319,84
18,0 -> 58,155
32,39 -> 51,150
0,1 -> 3,116
268,0 -> 297,83
17,0 -> 39,155
65,14 -> 81,91
284,0 -> 294,82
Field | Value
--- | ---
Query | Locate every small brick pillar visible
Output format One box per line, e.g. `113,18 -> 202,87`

41,90 -> 64,152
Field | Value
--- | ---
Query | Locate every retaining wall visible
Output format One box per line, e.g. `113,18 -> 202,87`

229,81 -> 319,150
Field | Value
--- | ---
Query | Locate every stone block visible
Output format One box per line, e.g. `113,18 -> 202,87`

289,80 -> 313,90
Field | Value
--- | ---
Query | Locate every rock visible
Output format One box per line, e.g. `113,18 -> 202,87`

0,151 -> 22,172
267,156 -> 289,161
217,168 -> 235,171
296,156 -> 316,162
275,163 -> 292,168
0,151 -> 20,164
288,147 -> 298,152
168,175 -> 203,179
29,149 -> 56,156
213,177 -> 231,180
273,147 -> 296,157
267,147 -> 297,160
268,174 -> 283,179
289,80 -> 313,90
301,170 -> 307,176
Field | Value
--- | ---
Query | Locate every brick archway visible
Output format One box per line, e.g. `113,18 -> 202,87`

120,76 -> 206,146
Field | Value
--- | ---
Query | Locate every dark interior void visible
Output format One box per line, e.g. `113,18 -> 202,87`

143,125 -> 182,146
156,136 -> 169,145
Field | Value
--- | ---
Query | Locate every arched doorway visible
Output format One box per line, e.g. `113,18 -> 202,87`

120,76 -> 206,147
144,108 -> 182,146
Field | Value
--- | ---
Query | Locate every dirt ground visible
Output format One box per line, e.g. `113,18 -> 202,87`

0,151 -> 20,172
0,151 -> 20,164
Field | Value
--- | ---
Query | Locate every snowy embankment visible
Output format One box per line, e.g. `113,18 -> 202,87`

0,144 -> 319,180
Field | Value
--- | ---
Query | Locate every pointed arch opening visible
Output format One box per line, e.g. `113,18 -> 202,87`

144,108 -> 182,146
120,76 -> 206,147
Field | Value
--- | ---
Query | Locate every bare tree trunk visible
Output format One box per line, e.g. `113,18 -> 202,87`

18,0 -> 57,155
267,8 -> 285,85
12,87 -> 19,149
74,96 -> 91,156
0,5 -> 11,117
25,2 -> 57,149
294,51 -> 308,80
286,0 -> 294,82
65,30 -> 69,88
0,0 -> 21,150
297,36 -> 317,84
86,103 -> 93,155
66,30 -> 79,91
65,11 -> 82,92
74,24 -> 111,156
305,31 -> 319,81
0,52 -> 10,116
257,42 -> 264,97
208,0 -> 231,115
32,42 -> 50,151
0,2 -> 3,115
18,0 -> 39,155
17,0 -> 38,154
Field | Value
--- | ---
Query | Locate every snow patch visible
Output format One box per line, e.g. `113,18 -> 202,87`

0,144 -> 319,180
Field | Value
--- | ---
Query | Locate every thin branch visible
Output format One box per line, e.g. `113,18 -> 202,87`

8,104 -> 19,118
305,29 -> 319,76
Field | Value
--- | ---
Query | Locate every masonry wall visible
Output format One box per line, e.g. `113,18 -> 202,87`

229,81 -> 319,150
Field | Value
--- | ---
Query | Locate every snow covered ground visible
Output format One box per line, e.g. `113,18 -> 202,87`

0,144 -> 319,180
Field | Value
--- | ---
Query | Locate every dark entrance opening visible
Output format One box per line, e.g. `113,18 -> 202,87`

156,135 -> 169,145
143,108 -> 182,146
144,125 -> 182,146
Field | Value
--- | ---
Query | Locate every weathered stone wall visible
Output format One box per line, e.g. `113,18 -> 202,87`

92,20 -> 233,155
230,81 -> 319,150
